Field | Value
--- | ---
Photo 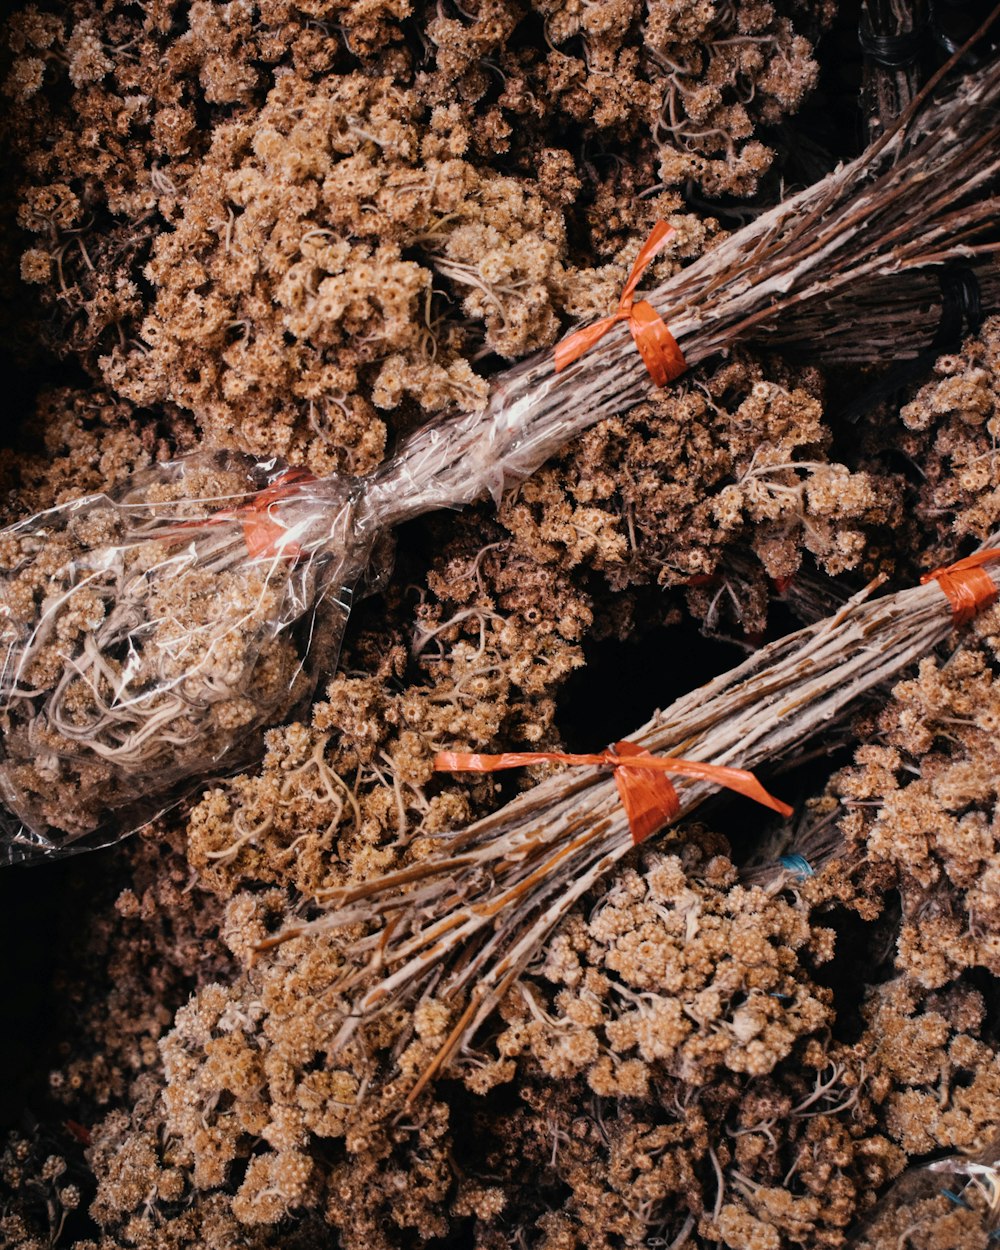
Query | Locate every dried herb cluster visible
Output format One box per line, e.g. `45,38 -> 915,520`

3,2 -> 1000,1250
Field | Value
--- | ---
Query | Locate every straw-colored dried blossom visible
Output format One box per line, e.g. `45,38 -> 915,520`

138,822 -> 891,1248
0,386 -> 181,522
186,571 -> 587,900
834,631 -> 1000,987
478,841 -> 834,1097
850,1197 -> 991,1250
41,822 -> 232,1116
517,355 -> 902,632
858,977 -> 1000,1158
8,706 -> 963,1250
0,1131 -> 85,1250
430,0 -> 828,193
6,10 -> 1000,1250
3,0 -> 829,472
102,68 -> 581,461
899,315 -> 1000,561
179,348 -> 900,893
149,917 -> 465,1248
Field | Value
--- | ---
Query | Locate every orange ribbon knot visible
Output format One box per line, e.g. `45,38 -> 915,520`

554,221 -> 688,388
159,466 -> 317,560
237,467 -> 317,560
434,741 -> 791,846
921,548 -> 1000,626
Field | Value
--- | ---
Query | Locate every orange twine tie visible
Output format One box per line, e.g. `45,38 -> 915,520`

434,741 -> 791,846
920,548 -> 1000,627
554,221 -> 688,388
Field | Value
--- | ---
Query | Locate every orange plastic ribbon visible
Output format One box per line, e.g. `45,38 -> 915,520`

921,548 -> 1000,626
434,741 -> 791,845
554,221 -> 687,388
159,467 -> 316,560
237,467 -> 316,559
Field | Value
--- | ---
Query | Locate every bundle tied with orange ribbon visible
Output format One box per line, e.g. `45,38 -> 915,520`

262,540 -> 1000,1104
0,452 -> 364,861
3,29 -> 1000,862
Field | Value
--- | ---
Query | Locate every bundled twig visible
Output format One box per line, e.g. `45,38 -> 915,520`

363,28 -> 1000,532
266,549 -> 1000,1101
3,31 -> 999,860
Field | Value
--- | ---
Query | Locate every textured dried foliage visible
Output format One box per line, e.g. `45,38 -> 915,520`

7,358 -> 998,1250
4,3 -> 1000,1250
900,316 -> 1000,559
4,0 -> 825,466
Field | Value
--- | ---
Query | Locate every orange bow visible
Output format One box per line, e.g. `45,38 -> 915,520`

434,740 -> 791,845
554,222 -> 687,388
921,548 -> 1000,626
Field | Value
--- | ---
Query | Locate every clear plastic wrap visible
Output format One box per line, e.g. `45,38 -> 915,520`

846,1138 -> 1000,1248
0,451 -> 364,862
0,376 -> 639,863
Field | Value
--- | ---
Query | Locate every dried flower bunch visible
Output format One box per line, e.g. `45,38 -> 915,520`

268,545 -> 1000,1098
3,32 -> 999,859
8,2 -> 1000,1248
846,1135 -> 1000,1248
0,452 -> 360,856
1,0 -> 833,482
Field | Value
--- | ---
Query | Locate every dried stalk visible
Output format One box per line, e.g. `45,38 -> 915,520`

4,33 -> 999,860
366,36 -> 1000,529
270,550 -> 1000,1099
860,0 -> 926,141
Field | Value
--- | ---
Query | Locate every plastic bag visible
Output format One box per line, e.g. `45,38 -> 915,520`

0,351 -> 630,862
847,1138 -> 1000,1249
0,287 -> 685,864
0,451 -> 365,862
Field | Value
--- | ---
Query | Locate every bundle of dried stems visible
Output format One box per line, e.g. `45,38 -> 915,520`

3,26 -> 998,858
266,549 -> 1000,1101
364,19 -> 1000,532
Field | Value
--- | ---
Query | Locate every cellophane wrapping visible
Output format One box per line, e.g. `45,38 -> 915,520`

0,450 -> 364,863
0,330 -> 662,864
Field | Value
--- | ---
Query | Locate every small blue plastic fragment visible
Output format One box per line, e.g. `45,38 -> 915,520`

779,853 -> 815,879
942,1188 -> 971,1209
